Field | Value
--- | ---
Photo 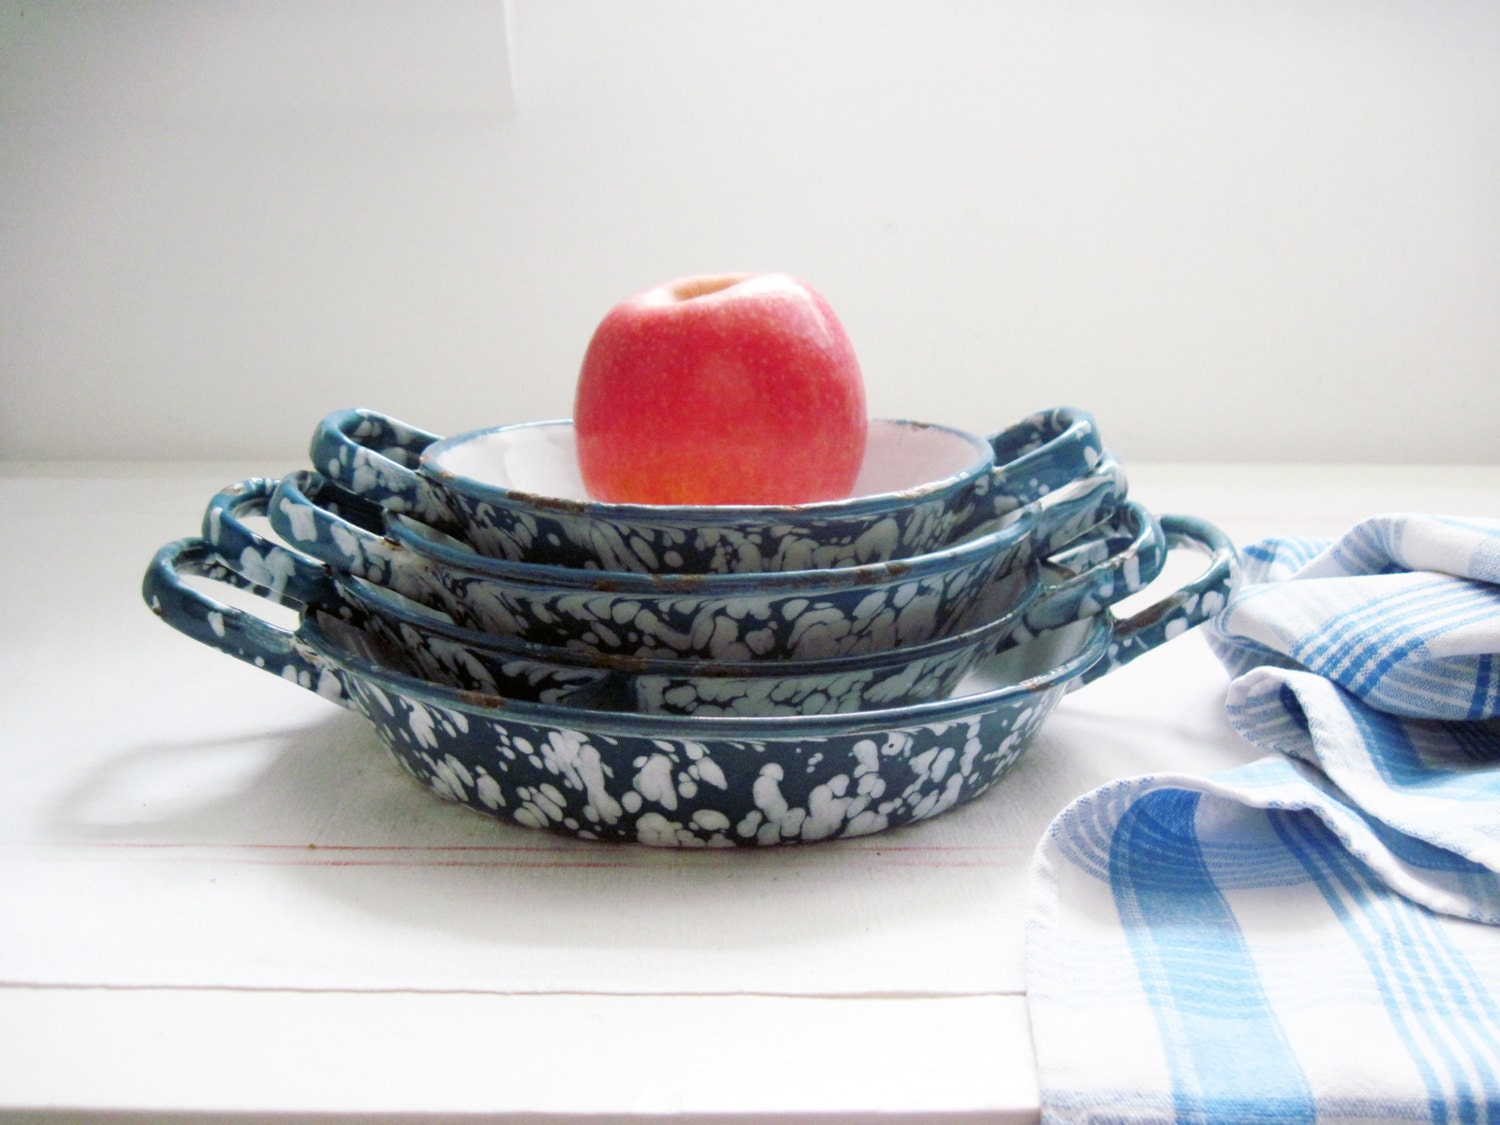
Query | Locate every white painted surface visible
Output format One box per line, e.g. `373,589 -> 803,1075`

2,460 -> 1496,1121
0,991 -> 1039,1123
4,2 -> 1498,463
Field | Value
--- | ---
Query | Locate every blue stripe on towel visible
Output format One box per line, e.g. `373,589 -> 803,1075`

1298,579 -> 1489,687
1342,585 -> 1500,702
1349,700 -> 1500,805
1274,810 -> 1500,1120
1469,654 -> 1496,723
1111,789 -> 1315,1123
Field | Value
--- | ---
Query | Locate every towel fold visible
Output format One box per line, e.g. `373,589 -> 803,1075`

1211,514 -> 1500,720
1027,513 -> 1500,1123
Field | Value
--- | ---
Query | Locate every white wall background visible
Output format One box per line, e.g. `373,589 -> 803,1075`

3,0 -> 1498,464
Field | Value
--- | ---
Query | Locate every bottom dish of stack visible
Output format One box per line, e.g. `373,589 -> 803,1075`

143,513 -> 1236,847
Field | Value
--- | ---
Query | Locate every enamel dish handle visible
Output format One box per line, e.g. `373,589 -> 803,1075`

308,407 -> 454,524
264,470 -> 445,605
143,538 -> 350,708
201,478 -> 337,610
1072,512 -> 1239,688
983,406 -> 1103,506
1028,499 -> 1166,633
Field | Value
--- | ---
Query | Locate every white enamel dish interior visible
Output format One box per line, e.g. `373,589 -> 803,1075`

428,418 -> 993,505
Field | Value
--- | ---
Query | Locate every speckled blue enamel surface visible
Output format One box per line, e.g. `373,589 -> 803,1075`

145,539 -> 1099,845
206,479 -> 1056,716
143,511 -> 1237,846
206,478 -> 1177,717
309,406 -> 1106,574
264,454 -> 1132,661
328,668 -> 1060,845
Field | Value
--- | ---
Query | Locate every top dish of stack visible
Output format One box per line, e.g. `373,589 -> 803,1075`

308,404 -> 1110,575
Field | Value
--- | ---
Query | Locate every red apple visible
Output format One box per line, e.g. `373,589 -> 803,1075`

573,272 -> 868,506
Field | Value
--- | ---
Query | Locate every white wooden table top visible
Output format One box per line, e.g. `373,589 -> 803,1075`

2,460 -> 1495,1123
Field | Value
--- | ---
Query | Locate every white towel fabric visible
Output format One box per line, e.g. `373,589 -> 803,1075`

1214,514 -> 1500,721
1027,514 -> 1500,1123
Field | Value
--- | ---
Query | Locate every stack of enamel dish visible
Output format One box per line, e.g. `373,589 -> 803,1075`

147,405 -> 1238,846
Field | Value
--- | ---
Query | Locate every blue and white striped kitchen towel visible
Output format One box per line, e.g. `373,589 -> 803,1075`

1027,514 -> 1500,1123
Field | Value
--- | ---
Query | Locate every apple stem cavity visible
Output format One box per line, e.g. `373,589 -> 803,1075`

666,274 -> 750,303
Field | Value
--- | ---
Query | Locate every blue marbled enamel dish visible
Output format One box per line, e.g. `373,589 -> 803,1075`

204,478 -> 1167,716
308,406 -> 1105,573
264,454 -> 1127,661
143,512 -> 1237,846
